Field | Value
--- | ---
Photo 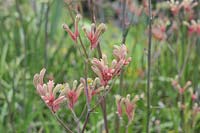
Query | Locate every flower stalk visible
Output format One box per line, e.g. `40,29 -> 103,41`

147,0 -> 152,132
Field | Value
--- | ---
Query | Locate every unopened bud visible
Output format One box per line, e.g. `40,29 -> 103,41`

75,14 -> 82,22
62,24 -> 69,30
97,23 -> 107,34
73,80 -> 78,90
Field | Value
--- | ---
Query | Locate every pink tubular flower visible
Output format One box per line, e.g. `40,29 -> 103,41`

172,80 -> 192,95
91,54 -> 115,86
180,0 -> 198,12
152,20 -> 167,41
63,14 -> 81,42
33,69 -> 65,113
189,88 -> 198,101
80,77 -> 104,102
62,80 -> 83,109
184,20 -> 200,36
115,94 -> 139,122
168,0 -> 181,16
115,95 -> 123,117
91,45 -> 131,86
113,44 -> 131,65
124,94 -> 139,122
112,44 -> 131,75
82,23 -> 106,49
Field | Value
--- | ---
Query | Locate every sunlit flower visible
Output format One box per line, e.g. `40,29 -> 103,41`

82,23 -> 106,49
91,54 -> 115,86
63,14 -> 81,42
33,69 -> 65,113
62,80 -> 83,109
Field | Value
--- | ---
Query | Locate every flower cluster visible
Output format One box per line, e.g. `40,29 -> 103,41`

33,69 -> 84,112
183,20 -> 200,36
115,94 -> 139,122
180,0 -> 198,13
168,0 -> 181,16
168,0 -> 198,18
63,14 -> 82,42
91,44 -> 131,86
152,20 -> 167,41
33,68 -> 66,113
82,23 -> 106,49
61,80 -> 83,109
172,80 -> 192,95
63,14 -> 106,49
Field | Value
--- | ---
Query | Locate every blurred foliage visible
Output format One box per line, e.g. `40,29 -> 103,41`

0,0 -> 200,133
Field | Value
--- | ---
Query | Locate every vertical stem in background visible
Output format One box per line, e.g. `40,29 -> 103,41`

147,0 -> 152,132
44,2 -> 50,68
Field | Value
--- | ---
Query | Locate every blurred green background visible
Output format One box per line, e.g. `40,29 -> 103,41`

0,0 -> 200,132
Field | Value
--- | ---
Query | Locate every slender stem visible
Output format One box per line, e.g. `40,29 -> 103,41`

44,2 -> 50,68
79,36 -> 89,58
65,3 -> 89,59
65,4 -> 91,132
81,111 -> 90,133
84,59 -> 91,108
53,113 -> 73,133
71,109 -> 81,133
178,38 -> 195,80
147,0 -> 152,132
125,123 -> 130,133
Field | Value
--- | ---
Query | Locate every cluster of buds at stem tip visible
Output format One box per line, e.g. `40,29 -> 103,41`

180,0 -> 198,12
183,20 -> 200,36
168,0 -> 181,16
82,23 -> 106,49
63,14 -> 82,42
152,19 -> 168,41
61,80 -> 83,109
168,0 -> 198,18
171,80 -> 192,95
115,94 -> 139,123
80,77 -> 107,102
33,69 -> 84,112
33,68 -> 66,113
91,44 -> 131,86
